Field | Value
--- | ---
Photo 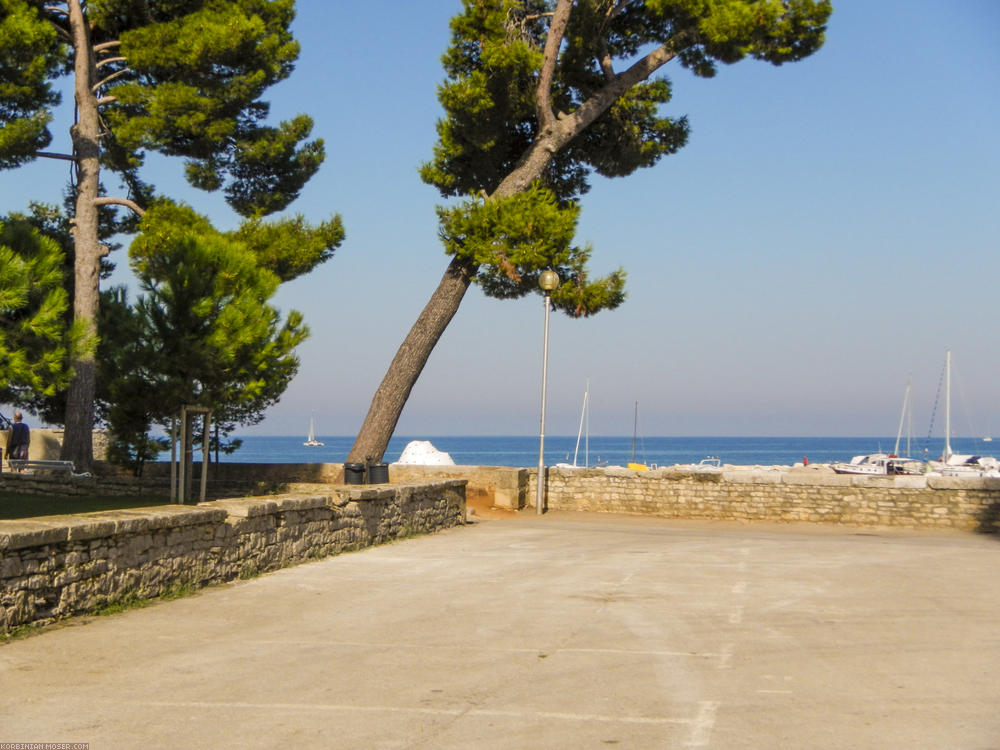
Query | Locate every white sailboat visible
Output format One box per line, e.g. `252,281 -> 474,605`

556,379 -> 590,469
303,416 -> 324,447
932,350 -> 999,476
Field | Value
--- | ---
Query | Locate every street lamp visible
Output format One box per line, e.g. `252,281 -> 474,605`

536,269 -> 559,514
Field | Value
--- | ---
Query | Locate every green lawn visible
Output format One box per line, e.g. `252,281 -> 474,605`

0,492 -> 172,520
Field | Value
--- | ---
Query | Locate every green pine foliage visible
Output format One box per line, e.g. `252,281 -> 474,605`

95,0 -> 323,216
0,0 -> 64,167
437,184 -> 625,315
0,218 -> 78,403
233,212 -> 345,283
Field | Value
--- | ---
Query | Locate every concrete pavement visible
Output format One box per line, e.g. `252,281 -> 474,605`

2,513 -> 999,749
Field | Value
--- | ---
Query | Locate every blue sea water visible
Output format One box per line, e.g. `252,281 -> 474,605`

212,434 -> 991,468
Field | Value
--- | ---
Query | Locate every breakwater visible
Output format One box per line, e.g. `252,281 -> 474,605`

533,466 -> 1000,531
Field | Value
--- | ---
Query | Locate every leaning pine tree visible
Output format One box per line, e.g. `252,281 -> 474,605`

0,0 -> 334,468
347,0 -> 832,463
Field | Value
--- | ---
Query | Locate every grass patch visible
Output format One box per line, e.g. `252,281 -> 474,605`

91,590 -> 150,617
159,582 -> 199,601
0,622 -> 45,643
0,491 -> 169,520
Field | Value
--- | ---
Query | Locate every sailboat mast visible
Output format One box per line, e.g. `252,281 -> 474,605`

632,401 -> 638,462
894,377 -> 911,456
944,349 -> 952,462
572,380 -> 589,467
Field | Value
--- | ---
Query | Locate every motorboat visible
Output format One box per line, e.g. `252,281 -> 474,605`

832,453 -> 924,475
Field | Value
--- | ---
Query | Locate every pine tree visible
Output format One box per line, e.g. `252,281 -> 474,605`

0,0 -> 333,467
100,201 -> 308,471
348,0 -> 832,462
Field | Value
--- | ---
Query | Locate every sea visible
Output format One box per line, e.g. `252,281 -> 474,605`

207,435 -> 992,468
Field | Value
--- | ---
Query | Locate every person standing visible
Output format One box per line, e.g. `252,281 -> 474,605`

5,411 -> 30,467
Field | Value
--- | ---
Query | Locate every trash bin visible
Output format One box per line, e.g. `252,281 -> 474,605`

343,462 -> 365,485
366,462 -> 389,484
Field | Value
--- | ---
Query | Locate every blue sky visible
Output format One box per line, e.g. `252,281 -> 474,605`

2,1 -> 998,439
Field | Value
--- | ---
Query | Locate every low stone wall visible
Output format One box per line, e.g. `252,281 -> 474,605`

536,466 -> 1000,531
0,461 -> 530,508
6,458 -> 1000,533
0,480 -> 466,632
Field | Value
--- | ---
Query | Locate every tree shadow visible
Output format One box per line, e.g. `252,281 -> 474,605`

975,501 -> 1000,536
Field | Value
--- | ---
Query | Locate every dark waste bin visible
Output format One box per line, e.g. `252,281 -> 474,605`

343,462 -> 365,485
366,462 -> 389,484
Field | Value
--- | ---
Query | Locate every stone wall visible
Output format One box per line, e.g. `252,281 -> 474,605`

0,480 -> 466,631
535,466 -> 1000,531
387,465 -> 529,510
0,461 -> 530,509
0,427 -> 108,462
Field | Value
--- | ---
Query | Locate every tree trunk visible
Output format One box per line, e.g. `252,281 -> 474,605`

60,0 -> 100,469
346,256 -> 477,463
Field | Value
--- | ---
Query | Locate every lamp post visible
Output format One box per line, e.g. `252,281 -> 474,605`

536,269 -> 559,515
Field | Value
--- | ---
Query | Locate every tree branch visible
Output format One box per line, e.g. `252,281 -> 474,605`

92,67 -> 131,91
494,30 -> 694,199
536,0 -> 573,132
565,32 -> 691,138
96,55 -> 126,70
37,151 -> 77,162
597,38 -> 615,81
93,196 -> 146,216
94,40 -> 121,53
96,96 -> 117,106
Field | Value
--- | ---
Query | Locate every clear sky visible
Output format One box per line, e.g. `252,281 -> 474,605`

2,1 -> 998,439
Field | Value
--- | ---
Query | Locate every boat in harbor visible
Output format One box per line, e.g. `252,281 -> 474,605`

926,350 -> 999,477
832,452 -> 924,476
627,400 -> 649,471
555,379 -> 591,469
832,377 -> 925,475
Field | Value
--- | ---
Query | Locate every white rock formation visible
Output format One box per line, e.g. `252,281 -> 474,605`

393,440 -> 456,466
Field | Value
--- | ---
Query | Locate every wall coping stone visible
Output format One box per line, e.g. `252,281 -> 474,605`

81,506 -> 228,534
724,471 -> 781,485
205,495 -> 334,518
1,520 -> 73,550
928,476 -> 1000,490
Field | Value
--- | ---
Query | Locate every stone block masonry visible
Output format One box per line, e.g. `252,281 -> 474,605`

0,480 -> 466,632
535,466 -> 1000,532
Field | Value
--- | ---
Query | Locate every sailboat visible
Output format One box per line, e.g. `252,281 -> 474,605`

303,416 -> 324,447
627,400 -> 649,471
932,350 -> 999,476
556,380 -> 590,469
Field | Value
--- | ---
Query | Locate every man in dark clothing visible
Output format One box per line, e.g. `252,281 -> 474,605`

5,411 -> 30,466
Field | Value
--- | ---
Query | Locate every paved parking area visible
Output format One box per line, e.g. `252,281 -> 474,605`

2,513 -> 999,749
